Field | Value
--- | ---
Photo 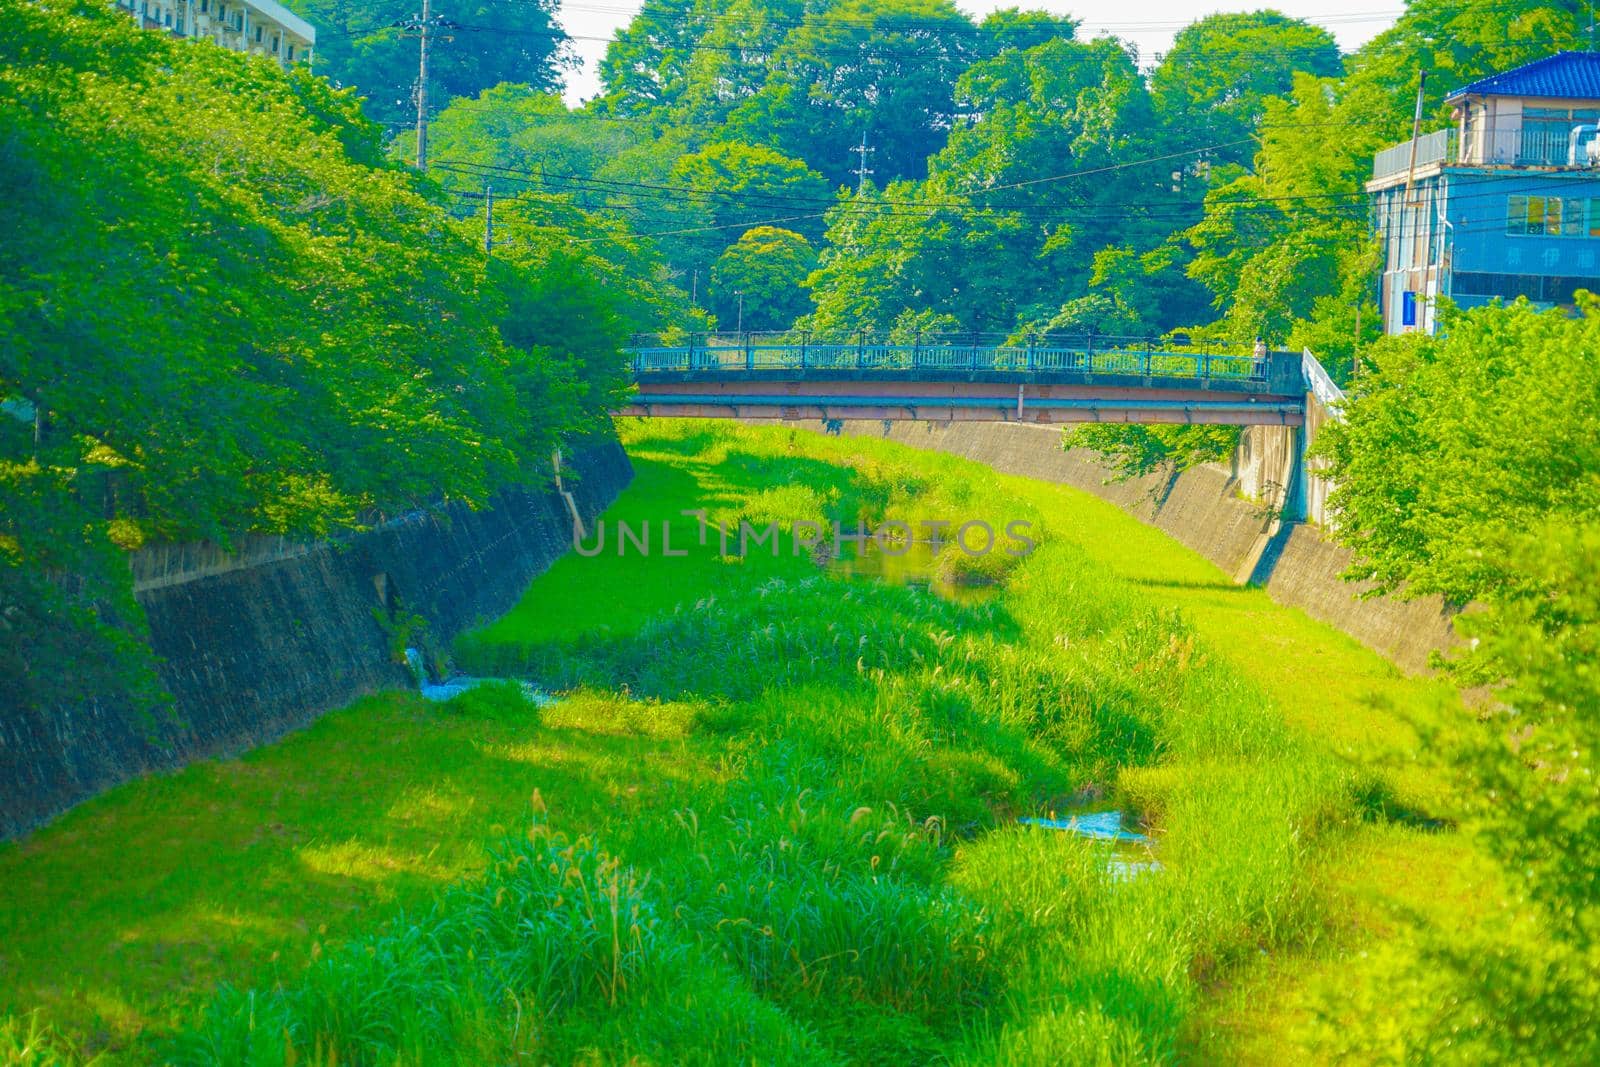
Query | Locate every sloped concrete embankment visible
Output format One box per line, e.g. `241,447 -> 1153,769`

0,442 -> 632,840
828,420 -> 1456,673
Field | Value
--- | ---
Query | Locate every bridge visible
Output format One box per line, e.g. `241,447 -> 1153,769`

619,335 -> 1307,426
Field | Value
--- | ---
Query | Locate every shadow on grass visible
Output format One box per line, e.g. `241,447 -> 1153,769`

1351,774 -> 1454,833
1132,577 -> 1247,593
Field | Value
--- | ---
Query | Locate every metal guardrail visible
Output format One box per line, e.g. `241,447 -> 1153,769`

1300,348 -> 1346,413
628,343 -> 1267,383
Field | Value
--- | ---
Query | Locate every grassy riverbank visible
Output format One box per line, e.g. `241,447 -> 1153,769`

1,420 -> 1474,1062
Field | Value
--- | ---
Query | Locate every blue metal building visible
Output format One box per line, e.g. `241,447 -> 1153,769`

1368,52 -> 1600,334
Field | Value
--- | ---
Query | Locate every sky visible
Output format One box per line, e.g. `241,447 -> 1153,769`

555,1 -> 1406,106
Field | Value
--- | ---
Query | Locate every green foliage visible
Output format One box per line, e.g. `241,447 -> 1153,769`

0,3 -> 627,720
283,0 -> 572,127
1321,299 -> 1600,1059
168,828 -> 673,1064
1150,12 -> 1341,168
806,181 -> 1025,335
417,84 -> 635,185
161,419 -> 1363,1062
1176,0 -> 1585,356
668,141 -> 832,262
596,0 -> 730,119
0,1011 -> 81,1067
2,419 -> 1471,1060
1321,299 -> 1600,603
1064,424 -> 1241,481
719,0 -> 981,188
709,226 -> 817,329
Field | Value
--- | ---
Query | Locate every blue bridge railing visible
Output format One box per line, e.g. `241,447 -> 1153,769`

629,340 -> 1268,383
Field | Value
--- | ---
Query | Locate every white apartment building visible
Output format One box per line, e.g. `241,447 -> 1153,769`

113,0 -> 314,66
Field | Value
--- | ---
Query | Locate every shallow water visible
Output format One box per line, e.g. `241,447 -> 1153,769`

1018,810 -> 1148,843
405,648 -> 553,706
823,539 -> 1000,605
1020,809 -> 1164,881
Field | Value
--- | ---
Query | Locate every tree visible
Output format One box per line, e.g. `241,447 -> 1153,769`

283,0 -> 573,127
1318,297 -> 1600,1060
0,0 -> 633,721
804,33 -> 1162,336
667,141 -> 833,264
674,0 -> 812,130
709,227 -> 818,330
722,0 -> 981,187
1150,12 -> 1340,168
416,85 -> 638,194
805,181 -> 1026,336
596,0 -> 736,119
1320,299 -> 1600,603
976,7 -> 1078,53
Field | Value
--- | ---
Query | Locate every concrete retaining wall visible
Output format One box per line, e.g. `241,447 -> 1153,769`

827,420 -> 1457,673
0,441 -> 632,840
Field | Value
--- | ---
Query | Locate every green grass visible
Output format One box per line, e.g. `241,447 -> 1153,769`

0,419 -> 1488,1063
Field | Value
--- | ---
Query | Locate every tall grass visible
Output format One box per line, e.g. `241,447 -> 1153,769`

154,422 -> 1366,1062
8,419 -> 1433,1063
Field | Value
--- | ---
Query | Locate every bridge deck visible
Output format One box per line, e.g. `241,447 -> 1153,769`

623,343 -> 1306,426
633,343 -> 1278,385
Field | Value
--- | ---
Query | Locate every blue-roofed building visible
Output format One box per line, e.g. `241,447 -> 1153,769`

1367,52 -> 1600,335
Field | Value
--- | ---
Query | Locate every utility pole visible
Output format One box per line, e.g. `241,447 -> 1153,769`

736,290 -> 744,334
1352,302 -> 1361,379
850,130 -> 875,196
412,0 -> 432,168
484,181 -> 494,253
396,0 -> 456,170
1402,70 -> 1429,207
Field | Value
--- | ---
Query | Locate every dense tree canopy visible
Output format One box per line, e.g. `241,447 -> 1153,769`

1319,298 -> 1600,1062
710,226 -> 818,329
1150,12 -> 1341,167
283,0 -> 573,127
0,1 -> 640,717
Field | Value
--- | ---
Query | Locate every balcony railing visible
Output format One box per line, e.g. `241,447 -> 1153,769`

1372,129 -> 1456,181
1375,124 -> 1600,177
1514,126 -> 1585,166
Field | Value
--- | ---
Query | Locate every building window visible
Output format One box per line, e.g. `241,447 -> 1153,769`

1454,271 -> 1600,304
1545,197 -> 1563,236
1507,195 -> 1600,238
1520,107 -> 1600,165
1565,201 -> 1585,237
1527,195 -> 1546,236
287,44 -> 295,60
